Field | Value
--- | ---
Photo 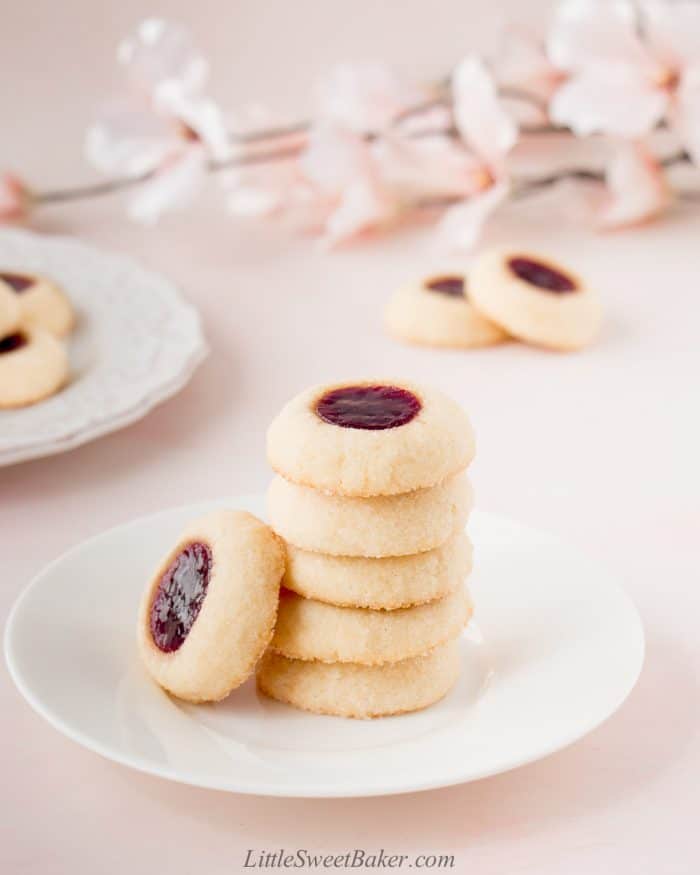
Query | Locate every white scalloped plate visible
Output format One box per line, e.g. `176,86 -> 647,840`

4,498 -> 645,798
0,230 -> 207,466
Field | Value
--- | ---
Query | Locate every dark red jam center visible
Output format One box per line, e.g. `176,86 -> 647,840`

0,272 -> 35,293
0,332 -> 28,354
508,257 -> 576,293
315,385 -> 421,430
425,275 -> 465,298
149,541 -> 212,653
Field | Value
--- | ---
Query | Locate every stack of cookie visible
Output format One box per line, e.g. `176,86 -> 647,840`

259,380 -> 476,718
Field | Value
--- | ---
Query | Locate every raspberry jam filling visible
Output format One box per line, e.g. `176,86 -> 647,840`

0,332 -> 28,354
0,272 -> 35,293
315,385 -> 421,430
150,541 -> 212,653
425,275 -> 465,298
508,257 -> 576,293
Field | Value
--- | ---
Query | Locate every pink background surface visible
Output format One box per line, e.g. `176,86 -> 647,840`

2,2 -> 699,872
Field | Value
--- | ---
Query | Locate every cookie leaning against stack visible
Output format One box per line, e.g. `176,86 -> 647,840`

138,510 -> 286,702
261,379 -> 476,718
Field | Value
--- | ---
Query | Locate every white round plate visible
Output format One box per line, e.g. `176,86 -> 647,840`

4,497 -> 644,798
0,230 -> 207,466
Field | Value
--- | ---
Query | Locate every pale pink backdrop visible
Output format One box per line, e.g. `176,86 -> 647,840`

2,2 -> 699,873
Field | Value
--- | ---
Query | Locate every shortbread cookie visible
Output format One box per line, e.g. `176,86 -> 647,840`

267,380 -> 475,497
284,531 -> 472,609
0,271 -> 75,337
469,248 -> 601,350
271,584 -> 471,665
0,327 -> 69,408
268,471 -> 473,557
138,510 -> 285,703
257,638 -> 462,718
385,273 -> 508,348
0,283 -> 20,337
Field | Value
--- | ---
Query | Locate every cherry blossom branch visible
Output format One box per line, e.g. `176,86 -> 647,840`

25,72 -> 587,213
512,168 -> 604,199
3,10 -> 700,245
518,122 -> 567,135
26,145 -> 697,216
32,86 -> 568,208
211,146 -> 305,171
229,121 -> 309,143
512,150 -> 692,200
36,174 -> 152,205
33,146 -> 306,206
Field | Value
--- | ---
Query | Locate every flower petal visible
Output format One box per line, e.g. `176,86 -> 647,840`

226,186 -> 285,217
597,141 -> 670,228
434,180 -> 509,252
128,147 -> 206,223
452,57 -> 518,166
373,135 -> 483,201
226,186 -> 282,217
225,159 -> 306,218
548,0 -> 652,71
642,0 -> 700,70
550,66 -> 668,137
301,124 -> 371,193
315,62 -> 422,133
324,177 -> 398,246
157,86 -> 231,160
298,122 -> 398,243
118,18 -> 208,99
85,97 -> 178,175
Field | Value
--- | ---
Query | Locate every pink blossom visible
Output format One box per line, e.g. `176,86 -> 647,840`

549,0 -> 700,161
118,17 -> 209,100
434,180 -> 510,251
315,63 -> 426,134
453,57 -> 518,170
85,19 -> 229,223
226,108 -> 402,242
306,63 -> 429,242
435,57 -> 518,251
300,124 -> 399,245
374,135 -> 489,203
0,173 -> 29,222
597,141 -> 671,229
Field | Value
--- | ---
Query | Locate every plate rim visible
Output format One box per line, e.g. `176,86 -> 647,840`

4,500 -> 646,798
